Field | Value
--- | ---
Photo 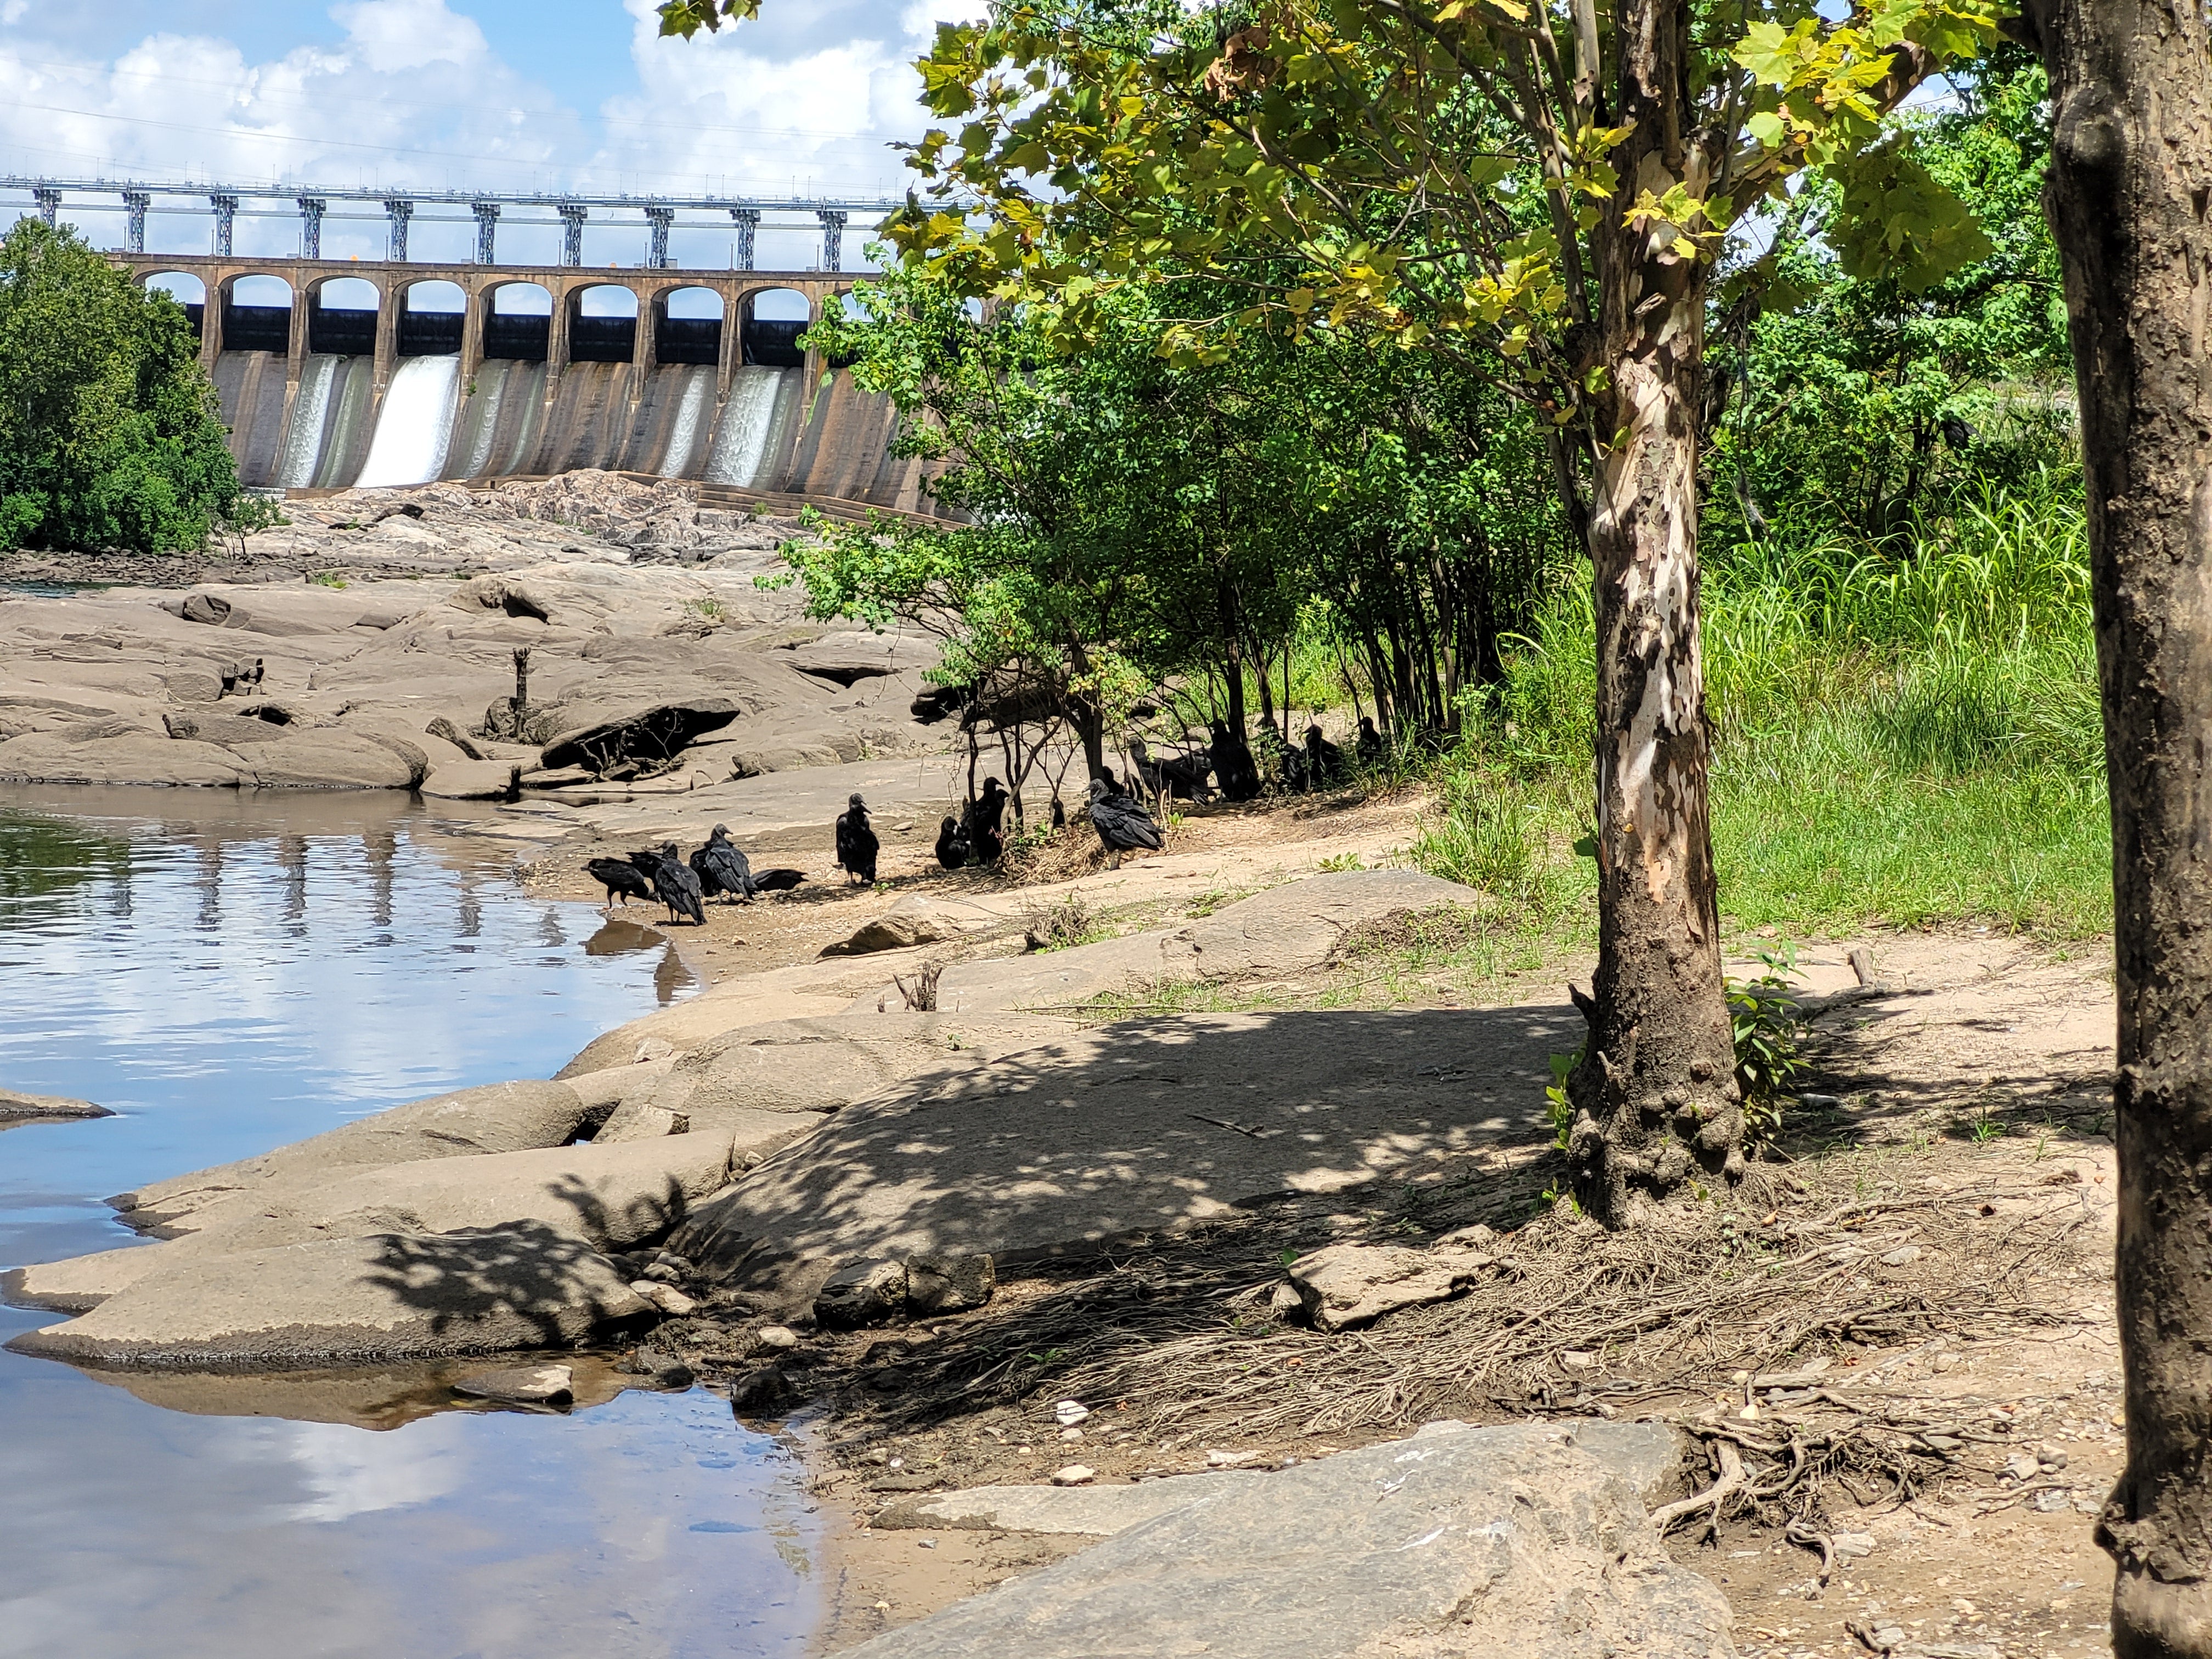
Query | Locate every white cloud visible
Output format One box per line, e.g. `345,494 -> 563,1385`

329,0 -> 490,74
0,0 -> 973,266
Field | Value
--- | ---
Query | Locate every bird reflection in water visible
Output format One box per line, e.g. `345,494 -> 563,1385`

538,906 -> 567,950
279,836 -> 308,935
366,830 -> 397,936
193,839 -> 222,931
580,917 -> 696,1006
456,874 -> 482,945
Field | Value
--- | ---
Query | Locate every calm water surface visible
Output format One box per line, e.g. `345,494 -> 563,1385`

0,786 -> 819,1659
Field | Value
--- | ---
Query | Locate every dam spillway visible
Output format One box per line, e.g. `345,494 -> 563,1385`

125,253 -> 945,514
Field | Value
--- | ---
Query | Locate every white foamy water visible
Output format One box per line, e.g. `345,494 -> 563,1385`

355,356 -> 462,488
273,356 -> 338,488
659,367 -> 715,478
703,365 -> 787,486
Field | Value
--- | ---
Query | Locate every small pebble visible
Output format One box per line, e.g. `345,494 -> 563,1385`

1059,1427 -> 1085,1442
1054,1401 -> 1090,1426
755,1325 -> 802,1351
1051,1464 -> 1096,1486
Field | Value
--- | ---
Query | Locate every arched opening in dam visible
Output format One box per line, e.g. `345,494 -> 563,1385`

308,276 -> 380,356
483,281 -> 551,362
142,271 -> 205,339
654,286 -> 723,368
398,280 -> 465,357
740,287 -> 811,369
568,284 -> 638,364
220,273 -> 293,355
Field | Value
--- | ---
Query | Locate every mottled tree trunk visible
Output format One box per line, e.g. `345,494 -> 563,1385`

1565,0 -> 1743,1224
2022,0 -> 2212,1647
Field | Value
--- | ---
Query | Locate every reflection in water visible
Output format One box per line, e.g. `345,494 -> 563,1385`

584,917 -> 667,957
0,787 -> 805,1659
656,943 -> 699,1006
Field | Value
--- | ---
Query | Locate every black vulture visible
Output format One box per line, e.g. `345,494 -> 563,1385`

691,824 -> 753,902
962,777 -> 1010,864
1050,797 -> 1066,831
935,815 -> 971,870
835,793 -> 879,885
748,867 -> 806,893
240,657 -> 266,691
1208,719 -> 1262,802
628,845 -> 705,924
1130,738 -> 1214,801
586,857 -> 654,909
1086,776 -> 1164,867
1356,716 -> 1385,766
1304,724 -> 1346,787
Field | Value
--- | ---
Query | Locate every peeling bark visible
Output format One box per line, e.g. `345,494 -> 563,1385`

2019,0 -> 2212,1647
1565,0 -> 1742,1225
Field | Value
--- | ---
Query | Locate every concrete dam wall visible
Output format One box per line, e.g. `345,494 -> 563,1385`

135,255 -> 942,512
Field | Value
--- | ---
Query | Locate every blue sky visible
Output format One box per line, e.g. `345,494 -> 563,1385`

0,0 -> 976,267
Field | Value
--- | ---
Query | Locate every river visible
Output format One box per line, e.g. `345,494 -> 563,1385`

0,786 -> 821,1659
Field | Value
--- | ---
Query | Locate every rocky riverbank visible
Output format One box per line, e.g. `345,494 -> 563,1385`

0,471 -> 940,795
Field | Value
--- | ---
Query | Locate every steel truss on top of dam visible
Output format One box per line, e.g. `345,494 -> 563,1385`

1,176 -> 905,271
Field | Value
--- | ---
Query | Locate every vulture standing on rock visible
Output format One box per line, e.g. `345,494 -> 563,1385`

836,794 -> 879,885
935,816 -> 971,870
691,825 -> 753,903
586,857 -> 654,910
1086,776 -> 1164,868
629,845 -> 706,925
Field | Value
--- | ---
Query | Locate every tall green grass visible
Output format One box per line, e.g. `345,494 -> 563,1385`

1418,471 -> 2112,937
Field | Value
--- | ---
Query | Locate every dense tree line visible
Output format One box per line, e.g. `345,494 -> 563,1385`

0,218 -> 264,555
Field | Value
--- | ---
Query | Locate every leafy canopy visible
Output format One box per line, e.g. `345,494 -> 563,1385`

665,0 -> 2001,442
0,217 -> 259,554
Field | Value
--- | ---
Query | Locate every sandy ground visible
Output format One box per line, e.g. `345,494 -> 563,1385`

511,763 -> 2130,1657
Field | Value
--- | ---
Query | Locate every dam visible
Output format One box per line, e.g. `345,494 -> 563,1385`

113,251 -> 936,514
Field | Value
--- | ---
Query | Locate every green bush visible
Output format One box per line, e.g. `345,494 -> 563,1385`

0,217 -> 258,554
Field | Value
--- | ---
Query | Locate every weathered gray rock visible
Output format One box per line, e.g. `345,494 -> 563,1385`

0,1086 -> 112,1125
117,1079 -> 596,1233
873,1472 -> 1267,1536
815,1258 -> 907,1327
7,1230 -> 652,1369
454,1363 -> 575,1405
1289,1232 -> 1498,1333
592,1101 -> 689,1143
906,1251 -> 995,1314
841,1421 -> 1727,1659
0,729 -> 245,787
419,758 -> 520,799
782,631 -> 936,687
820,895 -> 971,956
227,728 -> 426,789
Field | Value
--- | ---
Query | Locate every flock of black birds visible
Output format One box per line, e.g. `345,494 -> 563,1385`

585,718 -> 1379,919
585,824 -> 804,925
218,658 -> 266,698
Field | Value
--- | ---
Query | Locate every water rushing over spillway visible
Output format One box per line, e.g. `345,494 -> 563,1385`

215,347 -> 928,511
354,355 -> 462,488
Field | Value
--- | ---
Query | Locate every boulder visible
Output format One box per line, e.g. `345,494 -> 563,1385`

838,1420 -> 1728,1659
166,585 -> 373,636
227,729 -> 426,789
454,1363 -> 575,1405
538,698 -> 743,771
0,730 -> 244,787
820,896 -> 972,957
592,1102 -> 689,1144
1288,1232 -> 1498,1333
815,1259 -> 909,1327
905,1251 -> 995,1315
420,759 -> 521,799
5,1230 -> 652,1369
782,631 -> 937,687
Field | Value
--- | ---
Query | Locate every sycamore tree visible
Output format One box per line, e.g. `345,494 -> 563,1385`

666,0 -> 1998,1223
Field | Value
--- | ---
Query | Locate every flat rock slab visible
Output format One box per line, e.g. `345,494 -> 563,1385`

673,1005 -> 1573,1273
454,1363 -> 575,1405
873,1471 -> 1268,1536
0,1086 -> 112,1125
842,1421 -> 1730,1659
924,869 -> 1481,1013
13,1128 -> 744,1308
6,1229 -> 652,1370
119,1080 -> 592,1233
